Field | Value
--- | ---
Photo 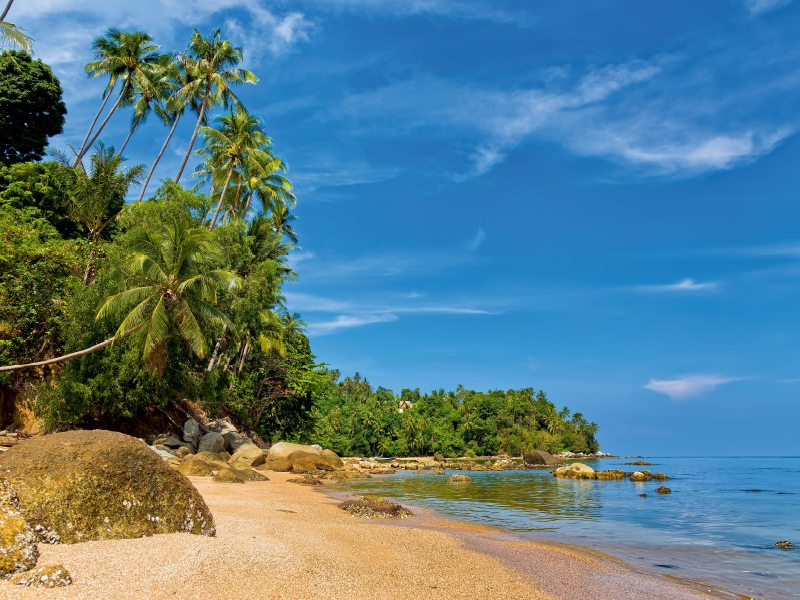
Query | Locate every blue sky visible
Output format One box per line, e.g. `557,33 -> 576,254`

12,0 -> 800,455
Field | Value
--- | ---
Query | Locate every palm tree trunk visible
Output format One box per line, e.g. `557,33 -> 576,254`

74,80 -> 117,166
243,190 -> 255,215
237,341 -> 250,374
137,113 -> 180,203
208,159 -> 236,232
0,326 -> 142,373
118,123 -> 136,155
206,323 -> 227,371
0,0 -> 14,21
79,83 -> 128,162
174,90 -> 209,182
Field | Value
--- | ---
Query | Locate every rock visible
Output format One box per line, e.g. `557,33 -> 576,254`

9,564 -> 71,588
149,446 -> 175,461
655,486 -> 672,494
320,449 -> 344,469
205,419 -> 237,435
553,463 -> 596,479
653,473 -> 669,480
166,457 -> 183,469
310,444 -> 323,452
470,465 -> 486,471
492,459 -> 516,470
595,469 -> 626,480
321,471 -> 372,481
629,471 -> 653,482
369,469 -> 397,475
229,445 -> 266,468
0,430 -> 215,543
153,444 -> 178,457
174,446 -> 193,459
259,458 -> 293,472
197,432 -> 225,454
338,495 -> 413,519
523,451 -> 560,466
776,540 -> 795,549
639,493 -> 648,497
447,474 -> 472,483
229,462 -> 269,481
625,461 -> 654,466
267,442 -> 322,461
288,450 -> 342,472
194,451 -> 227,463
228,437 -> 254,454
222,431 -> 241,452
0,478 -> 38,577
183,419 -> 201,447
160,436 -> 189,449
287,476 -> 322,485
434,454 -> 445,462
175,458 -> 215,477
212,468 -> 246,483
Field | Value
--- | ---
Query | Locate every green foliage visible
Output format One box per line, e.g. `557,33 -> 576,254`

308,378 -> 599,457
0,202 -> 81,382
0,51 -> 66,165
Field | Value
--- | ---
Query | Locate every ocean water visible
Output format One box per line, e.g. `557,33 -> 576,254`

341,457 -> 800,600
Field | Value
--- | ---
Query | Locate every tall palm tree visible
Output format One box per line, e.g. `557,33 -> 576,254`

196,108 -> 270,231
136,55 -> 201,202
96,219 -> 239,373
240,151 -> 295,218
64,143 -> 145,284
173,29 -> 257,182
76,29 -> 161,165
269,201 -> 298,244
117,58 -> 171,155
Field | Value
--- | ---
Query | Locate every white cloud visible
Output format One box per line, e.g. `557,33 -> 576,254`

304,0 -> 532,25
635,278 -> 719,292
745,0 -> 795,15
468,227 -> 485,251
645,375 -> 740,400
308,313 -> 398,335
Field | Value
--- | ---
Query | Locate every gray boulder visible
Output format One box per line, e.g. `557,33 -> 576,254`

161,436 -> 191,450
198,432 -> 225,454
206,419 -> 237,435
523,451 -> 560,466
229,437 -> 255,453
183,419 -> 201,447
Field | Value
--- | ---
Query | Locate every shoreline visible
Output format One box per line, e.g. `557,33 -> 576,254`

0,472 -> 745,599
322,483 -> 743,600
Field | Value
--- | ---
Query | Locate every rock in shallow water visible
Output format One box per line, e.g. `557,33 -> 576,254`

0,430 -> 215,543
776,540 -> 795,549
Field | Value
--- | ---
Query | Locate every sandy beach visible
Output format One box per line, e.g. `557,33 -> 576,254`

0,473 -> 729,600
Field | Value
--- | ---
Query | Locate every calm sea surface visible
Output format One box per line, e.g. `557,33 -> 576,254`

341,457 -> 800,600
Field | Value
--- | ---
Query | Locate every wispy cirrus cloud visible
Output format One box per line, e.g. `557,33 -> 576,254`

303,0 -> 534,25
634,278 -> 719,293
645,374 -> 741,400
745,0 -> 795,15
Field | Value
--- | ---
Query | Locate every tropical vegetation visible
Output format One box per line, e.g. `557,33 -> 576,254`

0,19 -> 601,455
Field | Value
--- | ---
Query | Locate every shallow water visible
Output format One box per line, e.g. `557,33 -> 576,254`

341,457 -> 800,599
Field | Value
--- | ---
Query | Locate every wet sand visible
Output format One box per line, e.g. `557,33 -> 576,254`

0,472 -> 730,599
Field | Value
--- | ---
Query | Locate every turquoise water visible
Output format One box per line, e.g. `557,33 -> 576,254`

341,457 -> 800,599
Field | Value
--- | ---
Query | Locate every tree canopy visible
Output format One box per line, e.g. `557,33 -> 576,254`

0,51 -> 66,165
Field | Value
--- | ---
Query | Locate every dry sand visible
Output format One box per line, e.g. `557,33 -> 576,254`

0,473 -> 730,600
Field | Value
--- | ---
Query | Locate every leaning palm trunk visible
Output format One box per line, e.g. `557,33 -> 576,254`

137,114 -> 181,202
0,326 -> 141,373
0,0 -> 14,21
206,323 -> 228,371
75,81 -> 117,166
118,123 -> 136,155
174,93 -> 208,182
208,159 -> 236,231
77,84 -> 128,163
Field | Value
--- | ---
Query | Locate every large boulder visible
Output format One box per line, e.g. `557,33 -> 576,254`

320,449 -> 344,469
0,478 -> 38,577
206,419 -> 237,435
554,462 -> 596,480
259,458 -> 293,472
288,450 -> 342,472
183,419 -> 201,448
266,442 -> 322,461
523,451 -> 560,466
229,445 -> 265,468
197,432 -> 225,454
0,430 -> 215,543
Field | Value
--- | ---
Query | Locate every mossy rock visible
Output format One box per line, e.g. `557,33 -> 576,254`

176,458 -> 215,477
9,564 -> 71,588
320,449 -> 344,469
655,486 -> 672,494
229,462 -> 269,482
0,430 -> 215,543
653,473 -> 669,480
259,458 -> 293,472
523,451 -> 560,466
625,461 -> 654,466
629,471 -> 652,482
595,469 -> 626,480
0,478 -> 38,577
338,495 -> 413,519
554,463 -> 596,480
287,476 -> 322,485
228,445 -> 265,467
447,474 -> 472,483
776,540 -> 795,549
212,468 -> 246,483
288,450 -> 341,472
195,451 -> 228,463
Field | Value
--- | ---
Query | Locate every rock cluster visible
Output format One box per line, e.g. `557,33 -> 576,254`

0,430 -> 216,544
553,463 -> 671,484
447,474 -> 472,483
776,540 -> 794,549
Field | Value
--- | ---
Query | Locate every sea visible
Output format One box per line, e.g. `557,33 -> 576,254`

340,457 -> 800,600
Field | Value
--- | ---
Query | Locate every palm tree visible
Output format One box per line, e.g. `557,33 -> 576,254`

281,312 -> 306,336
0,0 -> 13,20
196,108 -> 270,231
240,151 -> 295,218
173,29 -> 257,182
65,143 -> 145,284
0,219 -> 235,374
270,201 -> 298,244
76,29 -> 161,165
0,19 -> 31,52
136,55 -> 201,202
117,58 -> 171,155
96,219 -> 239,373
